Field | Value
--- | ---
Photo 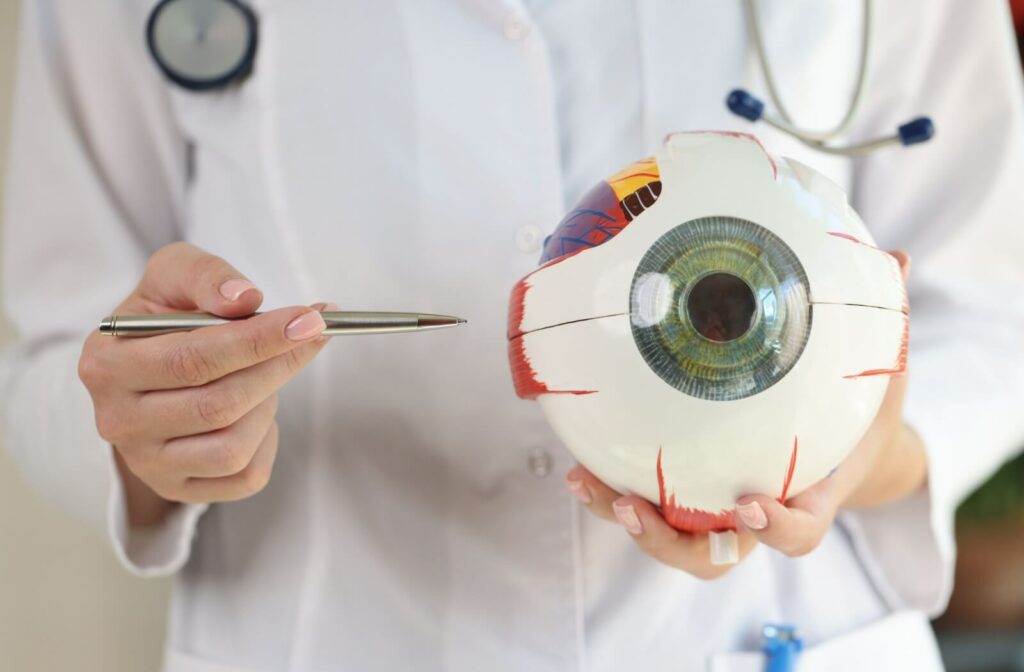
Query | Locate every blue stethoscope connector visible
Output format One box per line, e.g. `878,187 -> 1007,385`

897,117 -> 936,146
726,89 -> 766,122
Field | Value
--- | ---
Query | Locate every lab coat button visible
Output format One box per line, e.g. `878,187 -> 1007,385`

504,18 -> 529,41
515,224 -> 543,252
527,449 -> 552,478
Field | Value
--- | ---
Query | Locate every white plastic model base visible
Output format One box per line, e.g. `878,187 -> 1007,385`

508,132 -> 907,564
709,531 -> 740,566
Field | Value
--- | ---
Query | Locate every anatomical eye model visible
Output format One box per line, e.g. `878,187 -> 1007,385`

507,132 -> 907,563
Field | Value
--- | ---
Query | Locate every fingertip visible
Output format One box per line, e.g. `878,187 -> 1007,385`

565,478 -> 592,504
736,494 -> 825,556
285,309 -> 328,342
569,465 -> 623,504
736,495 -> 790,532
888,249 -> 912,282
215,279 -> 263,317
620,494 -> 659,516
565,464 -> 589,483
735,499 -> 769,531
219,279 -> 258,302
611,497 -> 643,535
306,304 -> 337,346
616,495 -> 677,537
564,467 -> 593,503
237,288 -> 264,313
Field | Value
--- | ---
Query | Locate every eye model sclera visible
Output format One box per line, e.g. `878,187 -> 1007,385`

507,132 -> 907,539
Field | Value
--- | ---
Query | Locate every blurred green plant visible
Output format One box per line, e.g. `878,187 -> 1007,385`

956,452 -> 1024,524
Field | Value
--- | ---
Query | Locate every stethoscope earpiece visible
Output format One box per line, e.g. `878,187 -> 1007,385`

146,0 -> 258,92
726,89 -> 765,122
897,117 -> 935,146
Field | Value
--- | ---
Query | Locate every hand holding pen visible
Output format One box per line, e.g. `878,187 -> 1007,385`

77,243 -> 464,526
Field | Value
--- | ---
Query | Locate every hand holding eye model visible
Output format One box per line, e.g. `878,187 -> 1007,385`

564,272 -> 919,580
508,132 -> 927,577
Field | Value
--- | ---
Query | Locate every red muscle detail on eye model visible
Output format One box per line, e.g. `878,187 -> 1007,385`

507,250 -> 596,399
843,315 -> 909,379
539,158 -> 663,264
508,335 -> 597,400
656,448 -> 736,533
506,159 -> 664,399
778,437 -> 799,503
655,436 -> 799,533
828,232 -> 910,378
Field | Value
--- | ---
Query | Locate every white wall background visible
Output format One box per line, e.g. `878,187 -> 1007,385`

0,1 -> 171,669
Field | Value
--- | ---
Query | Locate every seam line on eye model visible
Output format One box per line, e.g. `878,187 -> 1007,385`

510,313 -> 626,339
516,302 -> 906,340
810,301 -> 906,313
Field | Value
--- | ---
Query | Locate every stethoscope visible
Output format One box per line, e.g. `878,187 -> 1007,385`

146,0 -> 933,156
146,0 -> 257,91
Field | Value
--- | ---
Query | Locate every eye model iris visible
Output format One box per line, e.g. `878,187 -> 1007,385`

630,216 -> 812,401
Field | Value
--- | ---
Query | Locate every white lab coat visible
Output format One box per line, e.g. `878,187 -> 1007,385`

3,1 -> 1024,670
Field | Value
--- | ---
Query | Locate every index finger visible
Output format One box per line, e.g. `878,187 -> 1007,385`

100,305 -> 327,391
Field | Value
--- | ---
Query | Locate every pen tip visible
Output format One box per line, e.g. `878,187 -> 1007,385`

416,314 -> 468,329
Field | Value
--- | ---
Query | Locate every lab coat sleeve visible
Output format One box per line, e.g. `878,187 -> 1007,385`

843,0 -> 1024,615
0,1 -> 206,576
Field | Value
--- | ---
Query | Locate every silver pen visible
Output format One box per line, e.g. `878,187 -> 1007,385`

99,311 -> 467,337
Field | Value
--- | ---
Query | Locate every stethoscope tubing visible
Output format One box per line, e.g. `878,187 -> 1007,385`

744,0 -> 874,144
732,0 -> 934,156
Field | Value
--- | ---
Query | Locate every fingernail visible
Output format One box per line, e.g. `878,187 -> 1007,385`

736,501 -> 767,530
219,279 -> 258,301
565,478 -> 592,504
613,500 -> 643,535
323,302 -> 340,311
285,311 -> 327,341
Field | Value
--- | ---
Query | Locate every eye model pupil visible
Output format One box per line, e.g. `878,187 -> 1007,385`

685,273 -> 756,343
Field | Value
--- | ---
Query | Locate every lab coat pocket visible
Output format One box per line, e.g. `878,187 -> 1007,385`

163,649 -> 264,672
709,610 -> 944,672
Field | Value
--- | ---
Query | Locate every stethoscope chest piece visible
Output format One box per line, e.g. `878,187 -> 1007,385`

147,0 -> 257,91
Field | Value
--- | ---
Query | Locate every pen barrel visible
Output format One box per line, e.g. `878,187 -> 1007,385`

100,314 -> 228,337
99,312 -> 458,337
322,312 -> 419,334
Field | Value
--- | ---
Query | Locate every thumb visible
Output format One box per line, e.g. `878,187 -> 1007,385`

887,249 -> 912,283
133,242 -> 263,317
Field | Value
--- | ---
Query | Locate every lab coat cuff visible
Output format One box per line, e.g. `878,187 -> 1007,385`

839,421 -> 956,617
106,452 -> 208,577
